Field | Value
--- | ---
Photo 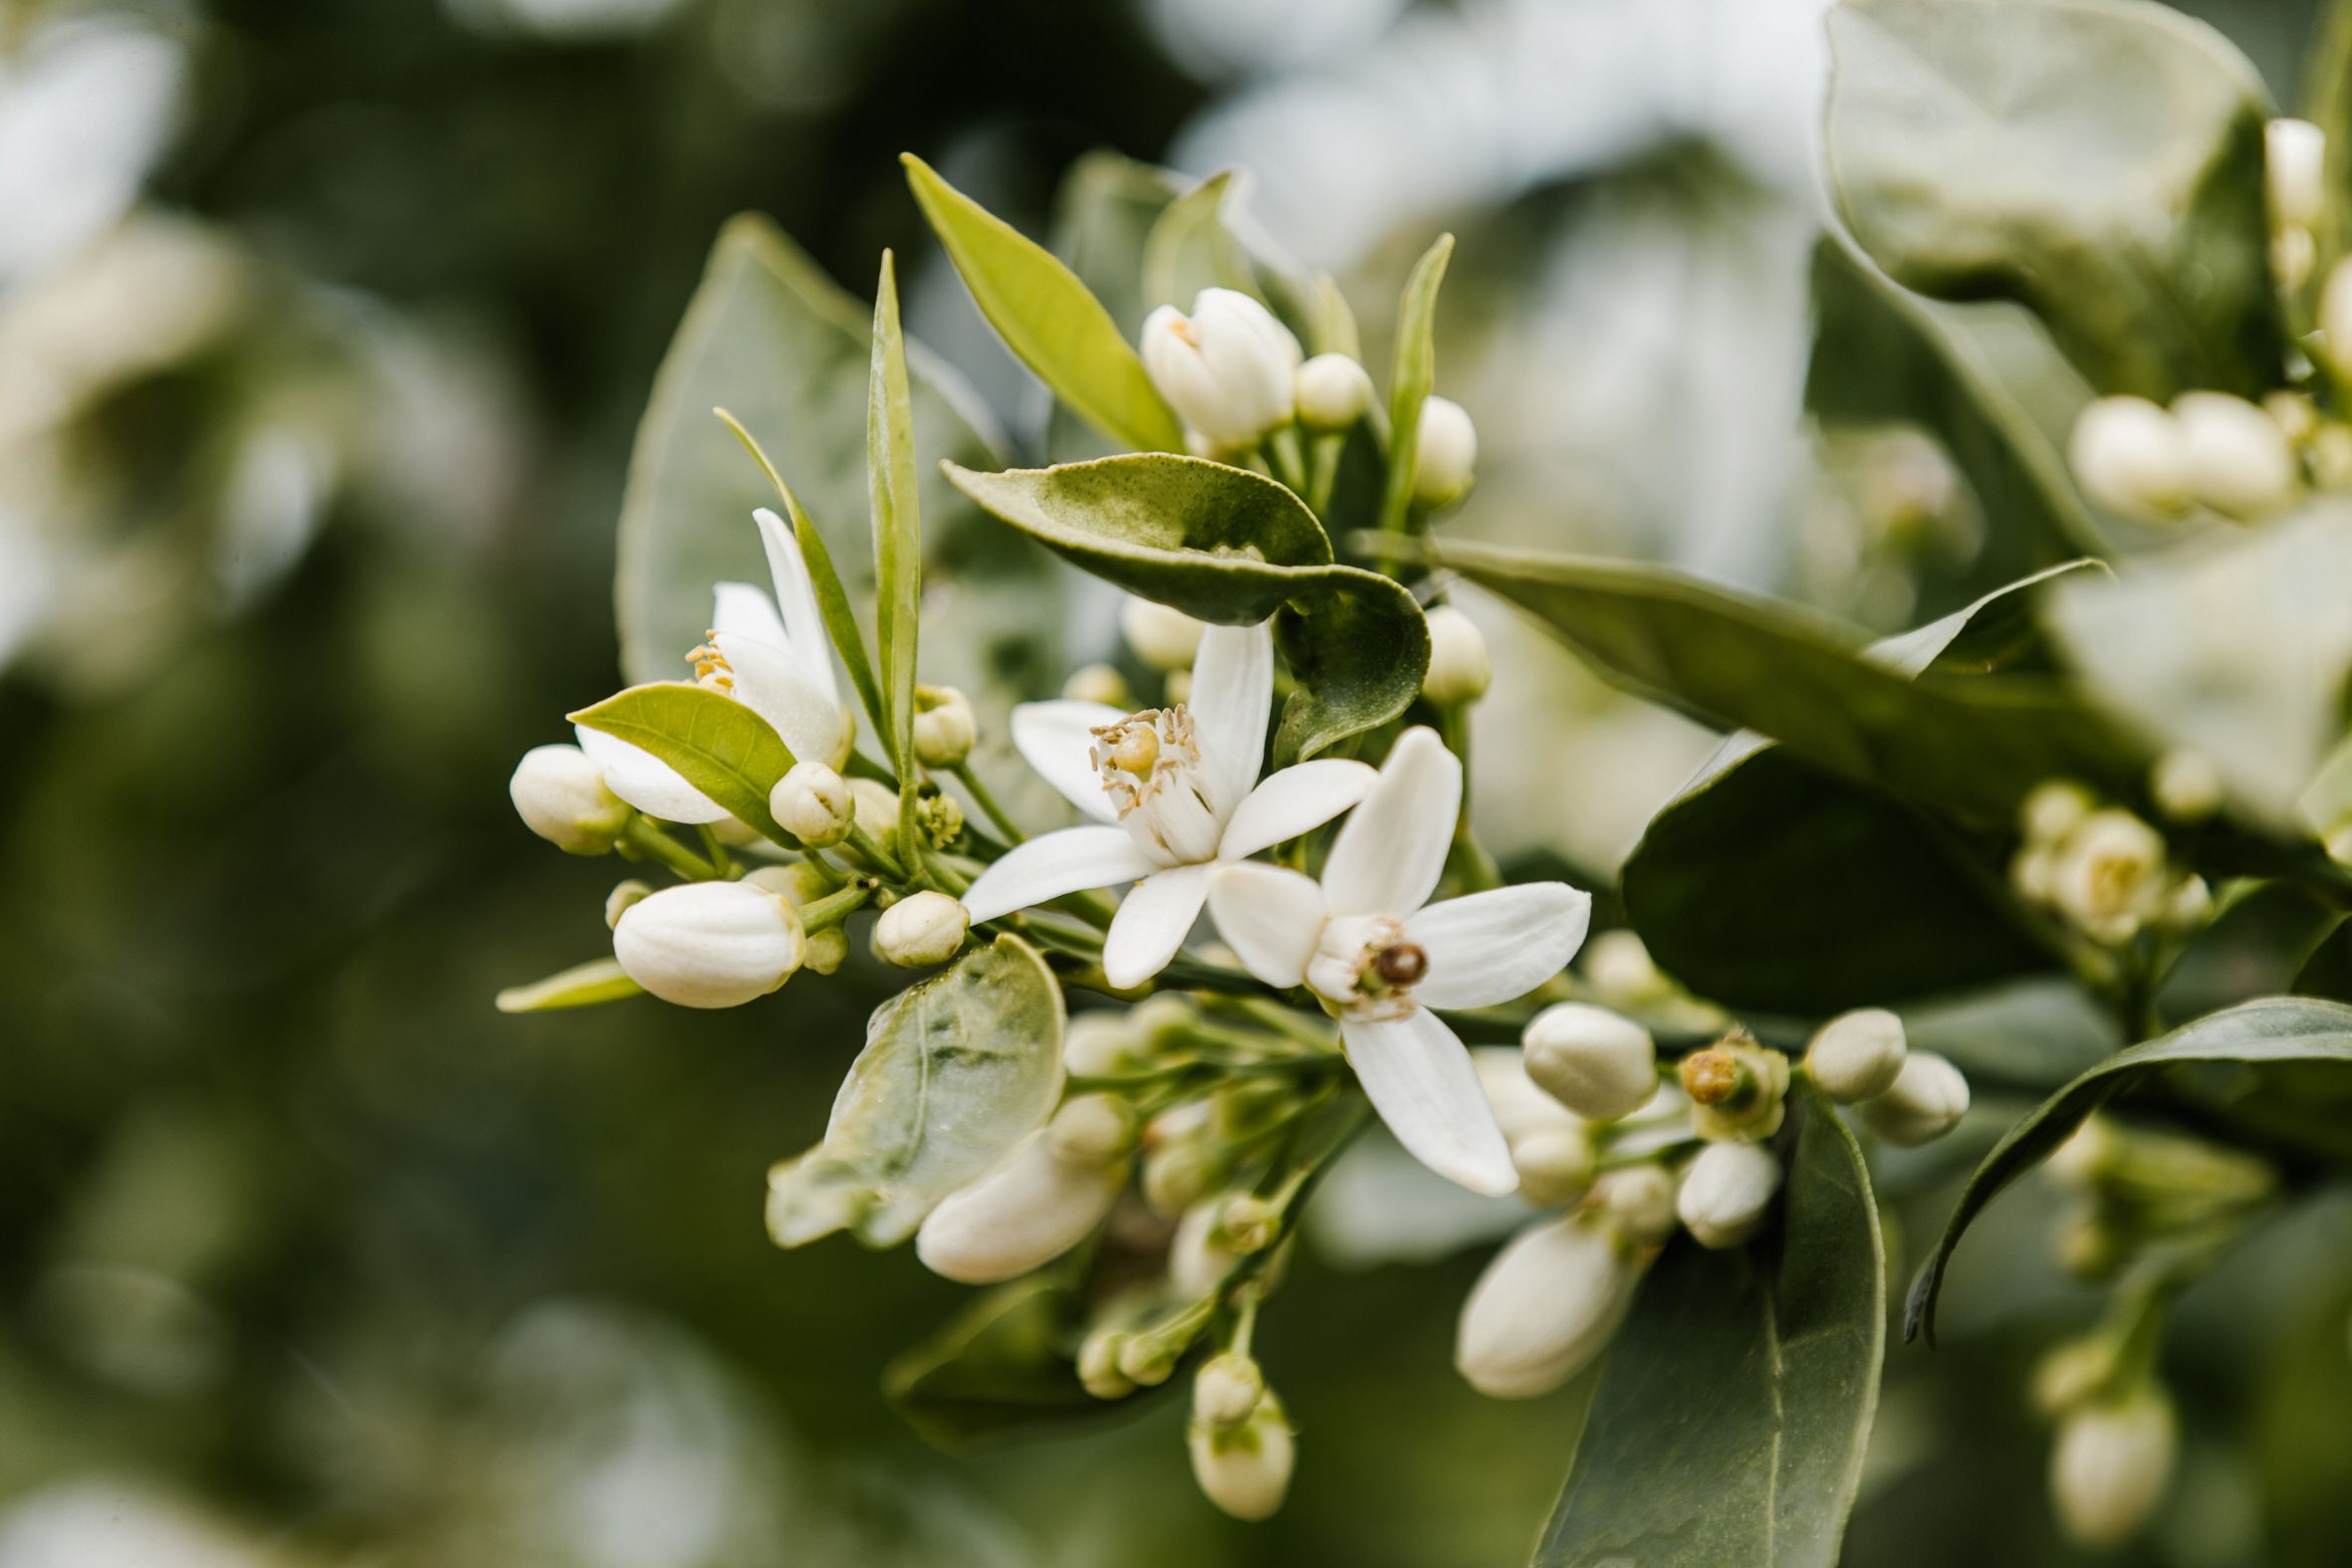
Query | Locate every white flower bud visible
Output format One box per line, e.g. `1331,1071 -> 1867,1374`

1046,1094 -> 1136,1165
1189,1403 -> 1294,1521
804,926 -> 847,976
604,879 -> 653,928
1140,288 -> 1301,450
1063,1012 -> 1137,1078
1412,395 -> 1477,504
912,685 -> 976,768
848,778 -> 899,841
2277,224 -> 2318,290
510,744 -> 632,852
1194,1352 -> 1265,1429
1511,1128 -> 1597,1210
2043,1114 -> 2119,1190
1523,1004 -> 1657,1122
2066,397 -> 2188,520
1455,1215 -> 1639,1399
1419,605 -> 1492,707
1294,351 -> 1373,430
2325,257 -> 2352,376
873,890 -> 968,967
2021,780 -> 2094,846
1129,993 -> 1196,1054
2049,808 -> 2169,945
2150,749 -> 2223,823
2161,874 -> 2214,933
1589,1163 -> 1677,1246
1676,1140 -> 1782,1249
1804,1008 -> 1907,1103
914,1132 -> 1124,1283
1582,929 -> 1666,1008
2173,390 -> 2299,520
611,880 -> 805,1008
2050,1389 -> 2177,1550
1077,1328 -> 1133,1399
2268,117 -> 2326,229
1118,596 -> 1206,671
1145,1140 -> 1215,1221
1062,662 -> 1131,707
1857,1051 -> 1970,1147
770,761 -> 853,846
1170,1197 -> 1242,1297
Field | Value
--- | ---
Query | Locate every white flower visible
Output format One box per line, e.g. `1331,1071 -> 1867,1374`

1455,1212 -> 1639,1398
873,890 -> 968,967
509,743 -> 632,852
2267,117 -> 2326,230
959,620 -> 1378,989
1676,1141 -> 1782,1249
913,1126 -> 1125,1284
1522,1003 -> 1656,1121
2066,396 -> 2187,520
1206,728 -> 1592,1195
1857,1051 -> 1971,1147
1804,1008 -> 1907,1103
1294,351 -> 1373,430
770,760 -> 853,845
1412,395 -> 1477,504
611,880 -> 806,1008
578,508 -> 851,824
1419,605 -> 1492,707
2050,1389 -> 2176,1549
2048,808 -> 2170,945
1140,288 -> 1301,450
2173,391 -> 2299,521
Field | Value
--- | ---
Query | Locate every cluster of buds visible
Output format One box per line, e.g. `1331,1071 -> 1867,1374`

2030,1310 -> 2180,1551
2066,389 -> 2303,523
2010,781 -> 2211,948
2041,1113 -> 2274,1282
1803,1008 -> 1970,1148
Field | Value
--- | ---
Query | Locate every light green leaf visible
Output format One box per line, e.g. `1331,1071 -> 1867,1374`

903,153 -> 1185,455
2304,0 -> 2352,286
1140,170 -> 1256,313
1825,0 -> 2284,399
1046,153 -> 1184,464
570,683 -> 794,842
1374,234 -> 1453,540
868,252 -> 921,785
1271,567 -> 1429,766
1307,271 -> 1361,360
1538,1092 -> 1883,1566
766,934 -> 1065,1249
883,1276 -> 1113,1451
1905,996 -> 2352,1342
495,958 -> 643,1012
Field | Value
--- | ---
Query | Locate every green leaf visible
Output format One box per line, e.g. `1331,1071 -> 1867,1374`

1538,1092 -> 1884,1567
766,934 -> 1065,1249
1140,169 -> 1257,314
1905,996 -> 2352,1343
1374,234 -> 1453,540
903,153 -> 1185,455
495,958 -> 643,1012
942,454 -> 1333,623
2304,0 -> 2352,286
571,683 -> 795,842
1825,0 -> 2284,399
1439,540 -> 2141,824
1271,567 -> 1431,766
883,1276 -> 1111,1451
1045,153 -> 1184,464
868,252 -> 921,784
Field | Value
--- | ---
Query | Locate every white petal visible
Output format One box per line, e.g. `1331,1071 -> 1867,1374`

753,507 -> 840,709
1206,861 -> 1328,988
1217,759 -> 1377,862
575,721 -> 728,823
959,826 -> 1157,923
1343,1008 -> 1518,1197
1011,700 -> 1127,823
1321,726 -> 1461,917
711,631 -> 845,767
1188,619 -> 1274,816
1101,864 -> 1212,989
711,580 -> 790,647
1405,883 -> 1594,1010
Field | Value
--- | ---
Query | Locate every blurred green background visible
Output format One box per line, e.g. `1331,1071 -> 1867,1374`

3,0 -> 2349,1563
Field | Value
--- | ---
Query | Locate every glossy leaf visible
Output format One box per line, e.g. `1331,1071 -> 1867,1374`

494,958 -> 643,1013
766,935 -> 1064,1249
1271,567 -> 1431,766
1905,996 -> 2352,1343
571,683 -> 795,842
1140,169 -> 1255,313
868,253 -> 921,784
883,1276 -> 1110,1450
903,153 -> 1185,454
1045,152 -> 1183,463
1538,1092 -> 1884,1566
1825,0 -> 2283,399
1373,234 -> 1453,540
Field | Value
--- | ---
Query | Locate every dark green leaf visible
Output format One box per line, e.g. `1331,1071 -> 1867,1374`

1538,1093 -> 1884,1566
883,1276 -> 1110,1451
570,683 -> 795,843
1271,567 -> 1430,766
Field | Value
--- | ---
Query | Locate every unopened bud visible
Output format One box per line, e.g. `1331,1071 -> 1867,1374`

2050,1388 -> 2177,1550
611,880 -> 805,1008
2022,780 -> 2094,845
1676,1140 -> 1782,1249
2049,808 -> 2169,945
1063,1012 -> 1138,1078
1220,1195 -> 1282,1254
1129,993 -> 1196,1055
1194,1352 -> 1266,1429
511,743 -> 632,852
914,1131 -> 1124,1283
2174,390 -> 2299,520
1857,1051 -> 1970,1147
1804,1008 -> 1907,1103
2268,117 -> 2326,229
1062,662 -> 1131,707
1589,1163 -> 1677,1246
2043,1115 -> 2118,1189
2161,874 -> 2213,933
2150,750 -> 2223,824
1412,395 -> 1477,505
1077,1328 -> 1134,1399
873,890 -> 968,967
848,778 -> 900,846
912,685 -> 976,768
1189,1400 -> 1294,1521
2067,397 -> 2188,520
1170,1197 -> 1242,1297
1141,288 -> 1301,450
1145,1140 -> 1215,1220
1046,1094 -> 1137,1166
1119,596 -> 1206,671
1511,1127 -> 1596,1209
1294,351 -> 1373,431
604,879 -> 654,928
2031,1336 -> 2122,1419
744,862 -> 832,903
771,761 -> 854,846
804,926 -> 848,976
917,791 -> 964,847
1523,1004 -> 1656,1122
1456,1214 -> 1639,1399
1419,605 -> 1492,706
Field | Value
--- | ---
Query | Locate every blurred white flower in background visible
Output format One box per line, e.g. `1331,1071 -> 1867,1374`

0,1480 -> 265,1568
0,16 -> 185,288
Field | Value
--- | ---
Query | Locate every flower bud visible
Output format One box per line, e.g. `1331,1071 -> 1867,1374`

804,926 -> 848,976
611,880 -> 805,1008
1857,1050 -> 1970,1147
1455,1214 -> 1640,1399
1294,351 -> 1373,431
1683,1038 -> 1790,1142
914,1132 -> 1124,1283
2042,1114 -> 2117,1190
2150,749 -> 2223,824
1189,1401 -> 1294,1521
917,791 -> 964,847
1194,1352 -> 1266,1429
1419,605 -> 1492,707
1046,1093 -> 1136,1165
1676,1140 -> 1782,1249
1063,1011 -> 1137,1078
1129,993 -> 1197,1055
1412,395 -> 1477,504
848,778 -> 900,843
1140,288 -> 1301,450
1170,1197 -> 1242,1298
2174,390 -> 2299,520
2268,117 -> 2326,229
2050,1388 -> 2177,1550
2048,808 -> 2169,945
2030,1335 -> 2122,1419
604,879 -> 654,928
744,862 -> 832,903
2161,874 -> 2213,934
1219,1194 -> 1282,1254
510,744 -> 632,852
1077,1327 -> 1134,1399
912,685 -> 976,768
1804,1008 -> 1907,1103
1523,1004 -> 1657,1122
2325,257 -> 2352,376
1062,662 -> 1131,707
770,760 -> 854,846
1145,1139 -> 1216,1221
2066,397 -> 2187,520
2021,780 -> 2094,845
873,890 -> 968,967
1589,1164 -> 1677,1247
1119,596 -> 1206,671
1511,1128 -> 1596,1209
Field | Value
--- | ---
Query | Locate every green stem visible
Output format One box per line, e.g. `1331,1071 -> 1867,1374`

845,822 -> 907,881
620,817 -> 718,880
1266,424 -> 1308,495
1438,707 -> 1502,892
800,884 -> 872,933
951,763 -> 1024,843
694,823 -> 737,879
1305,432 -> 1343,517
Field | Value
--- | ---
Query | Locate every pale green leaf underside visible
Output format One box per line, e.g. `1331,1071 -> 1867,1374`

571,682 -> 794,842
495,958 -> 643,1012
